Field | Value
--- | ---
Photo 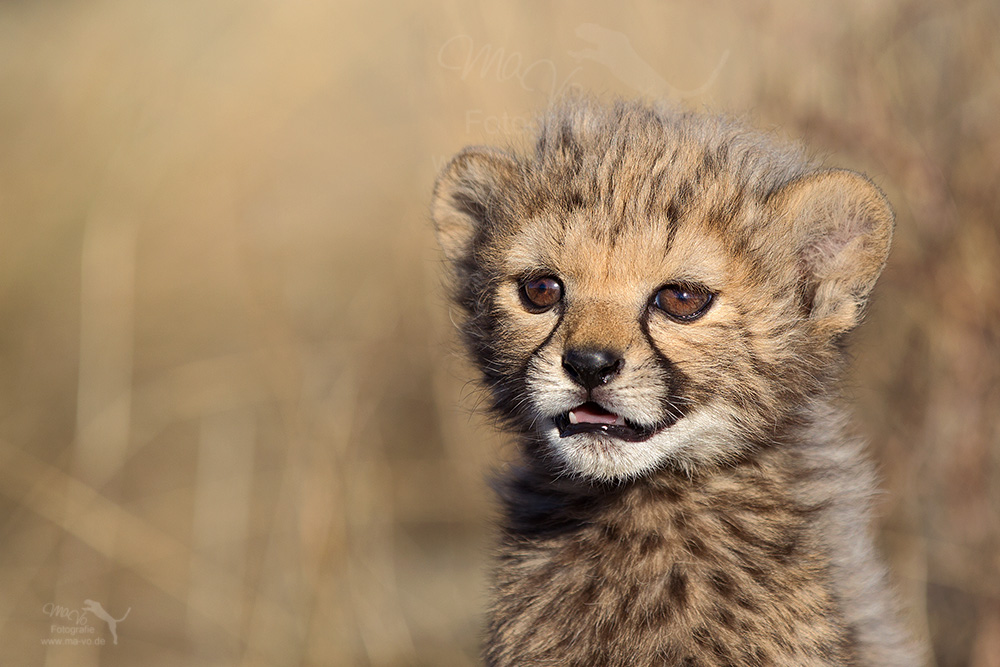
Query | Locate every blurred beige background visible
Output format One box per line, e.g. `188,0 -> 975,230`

1,1 -> 997,665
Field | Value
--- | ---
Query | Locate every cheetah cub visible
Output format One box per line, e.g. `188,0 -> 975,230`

432,98 -> 919,666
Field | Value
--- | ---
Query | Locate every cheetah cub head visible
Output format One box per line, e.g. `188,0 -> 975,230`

432,100 -> 892,481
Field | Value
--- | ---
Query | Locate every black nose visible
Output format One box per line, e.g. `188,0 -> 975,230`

562,348 -> 624,390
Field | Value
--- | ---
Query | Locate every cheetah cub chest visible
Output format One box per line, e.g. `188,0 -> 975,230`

432,98 -> 919,667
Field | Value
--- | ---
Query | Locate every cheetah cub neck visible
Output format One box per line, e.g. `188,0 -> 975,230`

432,98 -> 920,667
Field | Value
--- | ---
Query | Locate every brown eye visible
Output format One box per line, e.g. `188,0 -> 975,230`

653,283 -> 713,321
521,276 -> 563,311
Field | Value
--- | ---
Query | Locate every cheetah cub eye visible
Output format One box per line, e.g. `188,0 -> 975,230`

652,283 -> 714,321
520,275 -> 563,312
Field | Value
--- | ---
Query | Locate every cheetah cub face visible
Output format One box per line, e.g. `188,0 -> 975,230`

495,212 -> 745,481
433,105 -> 892,481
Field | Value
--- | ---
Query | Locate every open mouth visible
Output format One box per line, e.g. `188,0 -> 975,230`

555,402 -> 657,442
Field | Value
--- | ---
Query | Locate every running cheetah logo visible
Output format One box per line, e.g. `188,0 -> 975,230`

82,600 -> 130,645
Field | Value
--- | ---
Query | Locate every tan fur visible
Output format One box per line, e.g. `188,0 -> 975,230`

433,97 -> 920,666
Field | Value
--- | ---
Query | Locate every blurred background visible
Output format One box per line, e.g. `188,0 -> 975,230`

0,1 -> 997,665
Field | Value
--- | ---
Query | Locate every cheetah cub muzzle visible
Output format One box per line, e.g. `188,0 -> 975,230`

432,97 -> 921,667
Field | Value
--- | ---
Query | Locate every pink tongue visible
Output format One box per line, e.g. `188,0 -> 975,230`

571,403 -> 619,425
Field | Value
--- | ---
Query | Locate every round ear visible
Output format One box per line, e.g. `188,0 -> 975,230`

431,146 -> 522,265
772,169 -> 894,336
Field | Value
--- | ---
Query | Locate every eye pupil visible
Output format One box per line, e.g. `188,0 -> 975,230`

654,284 -> 713,321
522,276 -> 562,310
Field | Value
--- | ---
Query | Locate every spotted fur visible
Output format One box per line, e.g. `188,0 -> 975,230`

432,98 -> 919,666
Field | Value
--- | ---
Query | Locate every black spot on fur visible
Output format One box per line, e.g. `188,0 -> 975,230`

668,565 -> 689,607
702,149 -> 719,177
713,604 -> 738,630
684,534 -> 709,559
564,190 -> 585,211
709,570 -> 737,599
736,592 -> 761,613
676,180 -> 694,206
664,201 -> 681,226
640,532 -> 664,555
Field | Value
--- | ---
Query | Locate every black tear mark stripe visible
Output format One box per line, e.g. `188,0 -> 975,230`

638,312 -> 694,422
522,304 -> 566,379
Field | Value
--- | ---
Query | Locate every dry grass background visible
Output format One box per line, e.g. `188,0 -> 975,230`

0,1 -> 997,665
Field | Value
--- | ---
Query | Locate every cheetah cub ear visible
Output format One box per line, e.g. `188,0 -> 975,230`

431,146 -> 521,265
773,169 -> 895,338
